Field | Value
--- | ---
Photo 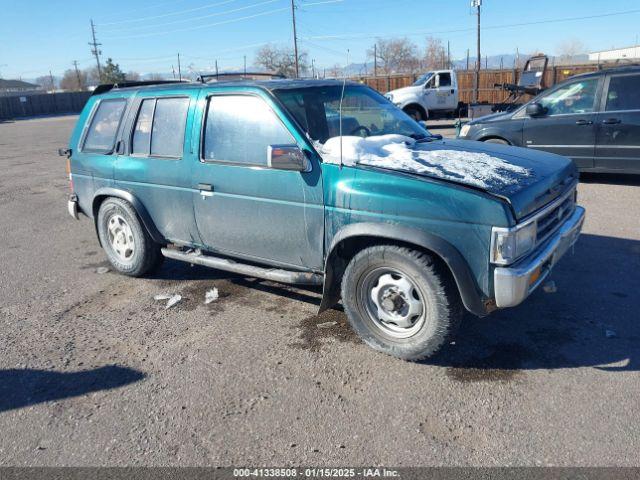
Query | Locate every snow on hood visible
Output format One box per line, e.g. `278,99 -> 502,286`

319,135 -> 536,193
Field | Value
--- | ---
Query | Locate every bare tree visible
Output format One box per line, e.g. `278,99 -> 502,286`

424,37 -> 447,70
60,69 -> 87,91
35,75 -> 56,91
327,64 -> 343,78
126,71 -> 141,81
148,73 -> 166,81
254,44 -> 309,77
367,38 -> 419,74
557,39 -> 587,64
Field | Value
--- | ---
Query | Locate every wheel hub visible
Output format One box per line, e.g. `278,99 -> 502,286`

107,214 -> 135,263
364,270 -> 426,338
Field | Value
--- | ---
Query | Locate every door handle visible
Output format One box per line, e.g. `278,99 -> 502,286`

198,183 -> 213,191
575,119 -> 593,126
602,118 -> 621,124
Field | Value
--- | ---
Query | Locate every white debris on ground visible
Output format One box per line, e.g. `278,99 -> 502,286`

154,293 -> 182,309
96,267 -> 110,274
317,321 -> 338,329
543,281 -> 557,294
205,288 -> 219,304
320,135 -> 535,192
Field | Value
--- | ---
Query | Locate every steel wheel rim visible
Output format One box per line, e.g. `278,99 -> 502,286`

360,267 -> 426,339
107,214 -> 135,264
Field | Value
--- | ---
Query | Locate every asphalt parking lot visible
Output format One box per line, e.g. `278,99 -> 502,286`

1,115 -> 639,466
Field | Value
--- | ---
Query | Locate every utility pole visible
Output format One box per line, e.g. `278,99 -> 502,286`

177,53 -> 182,81
290,0 -> 300,78
466,49 -> 470,70
244,55 -> 247,77
171,65 -> 176,79
472,0 -> 481,103
72,60 -> 82,90
373,43 -> 378,77
48,70 -> 55,91
89,19 -> 102,82
447,41 -> 450,69
215,60 -> 219,79
311,59 -> 316,78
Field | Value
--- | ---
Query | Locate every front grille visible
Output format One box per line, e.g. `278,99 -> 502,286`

535,188 -> 576,243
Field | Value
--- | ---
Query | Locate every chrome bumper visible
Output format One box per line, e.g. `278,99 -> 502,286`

493,206 -> 585,308
67,194 -> 79,220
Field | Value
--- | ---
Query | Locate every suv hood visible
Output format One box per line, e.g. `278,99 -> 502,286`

320,135 -> 577,220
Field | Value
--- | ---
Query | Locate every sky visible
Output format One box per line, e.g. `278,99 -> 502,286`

1,0 -> 640,79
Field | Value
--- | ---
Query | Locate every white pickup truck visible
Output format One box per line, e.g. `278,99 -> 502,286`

385,70 -> 459,121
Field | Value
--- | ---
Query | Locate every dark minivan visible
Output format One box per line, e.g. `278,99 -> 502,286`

458,66 -> 640,173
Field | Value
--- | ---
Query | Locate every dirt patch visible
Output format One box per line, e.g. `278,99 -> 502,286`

290,309 -> 360,352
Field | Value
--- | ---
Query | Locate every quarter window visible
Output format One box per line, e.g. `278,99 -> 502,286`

605,74 -> 640,111
538,78 -> 598,116
83,98 -> 127,152
203,95 -> 295,166
131,97 -> 189,157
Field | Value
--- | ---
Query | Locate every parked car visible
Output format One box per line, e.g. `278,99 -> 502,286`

385,69 -> 459,120
458,66 -> 640,173
62,79 -> 584,361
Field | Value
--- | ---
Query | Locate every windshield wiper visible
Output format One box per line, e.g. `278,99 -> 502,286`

414,134 -> 443,143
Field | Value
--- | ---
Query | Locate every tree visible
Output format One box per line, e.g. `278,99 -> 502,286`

424,37 -> 447,70
101,58 -> 126,83
35,75 -> 56,91
254,44 -> 309,77
126,71 -> 141,81
557,39 -> 587,64
60,68 -> 87,91
367,38 -> 419,74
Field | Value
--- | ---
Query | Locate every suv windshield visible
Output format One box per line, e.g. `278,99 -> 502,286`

273,85 -> 430,144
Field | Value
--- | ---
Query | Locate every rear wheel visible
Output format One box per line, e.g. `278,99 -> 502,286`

341,245 -> 462,361
483,138 -> 509,145
97,197 -> 163,277
403,105 -> 425,122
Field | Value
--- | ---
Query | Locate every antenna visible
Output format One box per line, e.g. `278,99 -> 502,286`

338,49 -> 349,169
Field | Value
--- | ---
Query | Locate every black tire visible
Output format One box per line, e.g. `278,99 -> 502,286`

403,105 -> 425,122
483,138 -> 509,145
341,245 -> 462,361
97,197 -> 163,277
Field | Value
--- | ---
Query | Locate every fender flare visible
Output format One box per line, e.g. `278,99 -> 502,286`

92,187 -> 166,244
320,223 -> 488,317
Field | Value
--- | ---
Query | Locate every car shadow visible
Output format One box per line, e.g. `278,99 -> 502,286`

580,172 -> 640,186
0,366 -> 145,413
423,233 -> 640,376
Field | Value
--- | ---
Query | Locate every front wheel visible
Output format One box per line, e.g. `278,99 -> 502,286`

403,105 -> 425,122
97,197 -> 163,277
341,245 -> 462,361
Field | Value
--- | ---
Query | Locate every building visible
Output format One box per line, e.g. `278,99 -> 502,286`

0,79 -> 41,97
589,45 -> 640,62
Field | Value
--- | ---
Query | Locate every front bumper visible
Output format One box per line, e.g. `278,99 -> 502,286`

493,206 -> 585,308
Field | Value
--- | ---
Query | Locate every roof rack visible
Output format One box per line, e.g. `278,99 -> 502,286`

197,72 -> 285,83
91,80 -> 189,96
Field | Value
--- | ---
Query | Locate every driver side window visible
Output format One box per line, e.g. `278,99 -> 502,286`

538,78 -> 598,116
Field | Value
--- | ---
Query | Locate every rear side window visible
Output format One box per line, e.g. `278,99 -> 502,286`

131,97 -> 189,158
605,74 -> 640,111
83,98 -> 127,152
203,95 -> 294,166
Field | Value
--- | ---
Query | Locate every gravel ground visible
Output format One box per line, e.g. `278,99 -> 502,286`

0,115 -> 639,467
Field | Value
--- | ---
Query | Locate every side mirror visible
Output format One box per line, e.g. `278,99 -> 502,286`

268,145 -> 309,171
526,102 -> 545,117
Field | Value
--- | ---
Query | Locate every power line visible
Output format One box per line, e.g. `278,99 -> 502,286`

96,0 -> 240,26
100,0 -> 282,33
301,7 -> 640,43
101,7 -> 290,40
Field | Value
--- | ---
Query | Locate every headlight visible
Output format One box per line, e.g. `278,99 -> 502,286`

491,222 -> 537,265
459,124 -> 471,137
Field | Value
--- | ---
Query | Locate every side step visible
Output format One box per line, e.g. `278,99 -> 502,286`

161,248 -> 324,286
